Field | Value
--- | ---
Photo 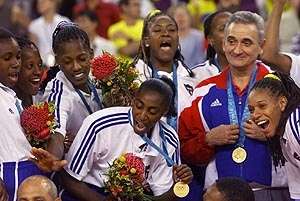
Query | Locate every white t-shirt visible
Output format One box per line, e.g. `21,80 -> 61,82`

65,107 -> 180,196
40,71 -> 102,138
282,107 -> 300,199
28,14 -> 70,65
0,83 -> 31,162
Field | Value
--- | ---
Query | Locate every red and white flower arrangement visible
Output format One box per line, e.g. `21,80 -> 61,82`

105,153 -> 147,201
91,52 -> 141,107
20,102 -> 57,148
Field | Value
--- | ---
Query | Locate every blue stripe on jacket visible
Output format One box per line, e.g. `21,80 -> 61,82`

289,107 -> 300,145
48,79 -> 63,128
69,112 -> 129,174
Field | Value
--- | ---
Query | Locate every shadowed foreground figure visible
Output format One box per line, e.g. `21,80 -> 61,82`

17,175 -> 61,201
203,177 -> 254,201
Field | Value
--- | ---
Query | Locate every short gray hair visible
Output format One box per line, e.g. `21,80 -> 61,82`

18,175 -> 58,199
225,11 -> 265,43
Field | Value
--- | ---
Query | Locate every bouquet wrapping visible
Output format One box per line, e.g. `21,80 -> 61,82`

91,52 -> 141,107
20,102 -> 56,148
105,153 -> 146,201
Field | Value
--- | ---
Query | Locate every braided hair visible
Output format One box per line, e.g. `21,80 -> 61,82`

251,72 -> 300,167
134,10 -> 194,77
40,22 -> 92,91
52,21 -> 92,55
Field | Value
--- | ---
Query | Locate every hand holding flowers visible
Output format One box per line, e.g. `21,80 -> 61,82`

20,102 -> 57,148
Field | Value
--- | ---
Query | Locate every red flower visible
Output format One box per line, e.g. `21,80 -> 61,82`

35,127 -> 51,140
111,186 -> 123,197
125,153 -> 145,181
120,168 -> 128,177
105,153 -> 145,199
91,52 -> 118,80
20,102 -> 55,142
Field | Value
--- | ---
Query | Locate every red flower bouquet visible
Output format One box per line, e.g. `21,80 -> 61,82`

20,102 -> 56,148
105,153 -> 147,201
91,52 -> 118,80
91,52 -> 141,107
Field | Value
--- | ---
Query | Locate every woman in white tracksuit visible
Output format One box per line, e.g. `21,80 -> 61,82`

248,72 -> 300,201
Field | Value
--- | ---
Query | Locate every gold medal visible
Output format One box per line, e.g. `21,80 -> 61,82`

173,182 -> 189,198
232,147 -> 247,163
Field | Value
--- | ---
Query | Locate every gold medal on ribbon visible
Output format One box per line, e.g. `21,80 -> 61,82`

232,147 -> 247,163
173,182 -> 189,198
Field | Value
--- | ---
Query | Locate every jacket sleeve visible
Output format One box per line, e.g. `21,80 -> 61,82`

178,96 -> 215,165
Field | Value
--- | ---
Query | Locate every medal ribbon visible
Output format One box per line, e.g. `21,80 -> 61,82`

15,99 -> 23,115
151,63 -> 178,130
141,124 -> 175,167
75,80 -> 102,115
227,67 -> 257,147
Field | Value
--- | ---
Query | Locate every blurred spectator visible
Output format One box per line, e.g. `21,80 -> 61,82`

17,175 -> 61,201
217,0 -> 241,12
140,0 -> 155,18
279,0 -> 300,52
58,0 -> 77,20
291,32 -> 300,54
263,0 -> 291,18
28,0 -> 70,67
73,0 -> 120,39
108,0 -> 143,59
75,10 -> 116,56
217,0 -> 259,14
240,0 -> 259,13
203,177 -> 255,201
187,0 -> 217,29
153,0 -> 172,12
169,3 -> 206,68
0,0 -> 32,37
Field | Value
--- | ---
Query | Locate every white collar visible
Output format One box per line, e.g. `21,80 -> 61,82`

0,82 -> 17,97
136,59 -> 190,77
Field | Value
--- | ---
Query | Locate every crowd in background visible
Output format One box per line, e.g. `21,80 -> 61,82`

2,0 -> 300,68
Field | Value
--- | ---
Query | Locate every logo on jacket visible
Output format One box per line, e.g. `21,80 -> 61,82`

294,152 -> 300,162
184,84 -> 193,96
8,108 -> 14,114
210,99 -> 222,107
139,143 -> 148,152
